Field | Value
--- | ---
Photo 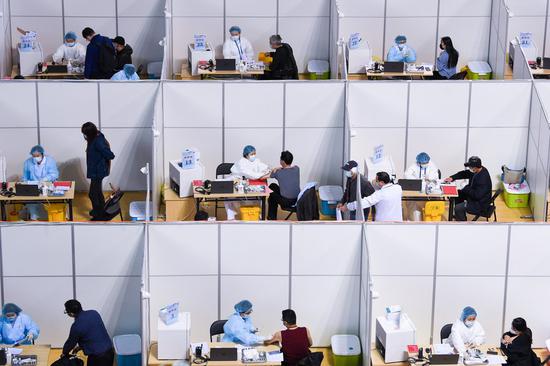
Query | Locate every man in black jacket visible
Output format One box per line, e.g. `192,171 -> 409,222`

445,156 -> 492,221
263,35 -> 299,80
112,36 -> 133,71
337,160 -> 375,220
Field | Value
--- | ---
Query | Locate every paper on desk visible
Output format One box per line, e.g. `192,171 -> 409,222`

8,348 -> 22,355
485,355 -> 506,364
433,344 -> 454,354
266,352 -> 284,363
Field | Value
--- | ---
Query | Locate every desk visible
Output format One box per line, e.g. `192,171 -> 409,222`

371,346 -> 504,366
531,66 -> 550,77
366,69 -> 433,80
401,190 -> 459,222
163,187 -> 196,222
12,64 -> 83,79
197,68 -> 264,80
193,184 -> 270,220
0,182 -> 75,221
18,345 -> 51,366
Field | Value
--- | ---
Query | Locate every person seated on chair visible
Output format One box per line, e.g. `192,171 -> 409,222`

22,145 -> 59,221
500,318 -> 539,366
433,36 -> 459,79
223,26 -> 254,62
444,156 -> 492,221
265,309 -> 312,366
225,145 -> 271,220
223,300 -> 264,346
53,31 -> 86,64
404,152 -> 439,220
386,35 -> 416,63
340,172 -> 402,222
268,151 -> 300,220
445,306 -> 486,356
337,160 -> 374,220
0,303 -> 40,345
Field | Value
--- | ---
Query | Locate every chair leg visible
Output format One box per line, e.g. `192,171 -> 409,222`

284,211 -> 293,220
472,215 -> 479,221
214,199 -> 218,219
493,211 -> 497,222
119,211 -> 123,221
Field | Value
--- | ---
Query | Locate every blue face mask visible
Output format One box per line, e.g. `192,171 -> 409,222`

6,317 -> 16,324
248,155 -> 256,162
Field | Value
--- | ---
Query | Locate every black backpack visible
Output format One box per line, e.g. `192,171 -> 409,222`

97,40 -> 116,78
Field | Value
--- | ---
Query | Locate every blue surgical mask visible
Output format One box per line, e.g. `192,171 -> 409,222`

33,156 -> 43,164
248,155 -> 256,162
6,316 -> 16,324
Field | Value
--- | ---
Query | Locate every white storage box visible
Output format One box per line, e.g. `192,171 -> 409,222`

129,201 -> 152,221
188,43 -> 214,76
169,161 -> 205,198
347,47 -> 372,73
18,45 -> 43,76
158,312 -> 191,360
375,314 -> 416,363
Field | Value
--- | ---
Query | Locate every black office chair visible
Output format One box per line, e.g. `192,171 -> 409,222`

214,163 -> 234,218
298,352 -> 324,366
450,71 -> 468,80
440,323 -> 453,343
282,205 -> 296,220
472,189 -> 502,222
102,188 -> 124,221
210,319 -> 227,342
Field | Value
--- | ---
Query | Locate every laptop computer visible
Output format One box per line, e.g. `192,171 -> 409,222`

15,183 -> 40,196
216,59 -> 236,71
211,180 -> 234,194
210,348 -> 238,362
543,57 -> 550,70
383,61 -> 405,73
429,354 -> 460,365
398,179 -> 423,192
46,64 -> 68,73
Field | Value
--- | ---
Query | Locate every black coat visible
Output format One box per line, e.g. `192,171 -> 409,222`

268,43 -> 299,80
341,174 -> 375,204
297,186 -> 319,221
451,167 -> 492,215
86,133 -> 115,180
500,332 -> 540,366
115,44 -> 133,71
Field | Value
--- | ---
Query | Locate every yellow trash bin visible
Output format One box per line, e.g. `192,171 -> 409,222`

239,206 -> 261,221
46,203 -> 66,222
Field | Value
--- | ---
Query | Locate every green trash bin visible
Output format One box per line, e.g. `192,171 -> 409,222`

331,335 -> 362,366
307,60 -> 330,79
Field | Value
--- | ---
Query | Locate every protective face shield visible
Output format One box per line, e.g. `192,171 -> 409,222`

33,156 -> 43,164
248,154 -> 257,162
464,320 -> 475,328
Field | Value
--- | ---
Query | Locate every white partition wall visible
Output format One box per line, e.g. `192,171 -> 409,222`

512,41 -> 534,80
348,81 -> 530,186
161,80 -> 346,187
0,0 -> 10,77
506,0 -> 548,57
169,0 -> 330,77
0,222 -> 144,347
8,0 -> 164,67
337,0 -> 491,69
488,0 -> 511,79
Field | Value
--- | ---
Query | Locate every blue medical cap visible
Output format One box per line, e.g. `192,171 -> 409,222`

234,300 -> 253,313
124,64 -> 136,78
64,31 -> 77,41
229,26 -> 241,34
416,152 -> 430,164
243,145 -> 256,157
460,306 -> 477,321
30,145 -> 44,155
395,35 -> 407,43
3,303 -> 22,315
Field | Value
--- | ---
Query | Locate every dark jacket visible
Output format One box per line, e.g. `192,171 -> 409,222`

340,174 -> 375,205
500,331 -> 539,366
62,310 -> 113,356
86,133 -> 115,180
115,44 -> 133,71
269,43 -> 299,80
297,186 -> 319,221
451,167 -> 492,215
84,34 -> 115,79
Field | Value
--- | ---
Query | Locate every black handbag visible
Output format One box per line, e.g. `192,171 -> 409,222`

50,355 -> 84,366
297,352 -> 324,366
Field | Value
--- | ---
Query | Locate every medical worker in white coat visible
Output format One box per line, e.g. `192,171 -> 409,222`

405,152 -> 439,181
52,31 -> 86,64
223,26 -> 255,62
225,145 -> 270,220
446,306 -> 486,355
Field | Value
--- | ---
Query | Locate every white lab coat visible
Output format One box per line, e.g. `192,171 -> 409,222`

347,183 -> 403,222
446,319 -> 486,355
223,37 -> 254,62
404,161 -> 439,180
224,157 -> 270,220
52,42 -> 86,63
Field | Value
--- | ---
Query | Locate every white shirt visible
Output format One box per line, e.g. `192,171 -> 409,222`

223,37 -> 254,62
347,183 -> 403,222
405,161 -> 439,180
52,42 -> 86,63
446,319 -> 486,355
231,157 -> 269,179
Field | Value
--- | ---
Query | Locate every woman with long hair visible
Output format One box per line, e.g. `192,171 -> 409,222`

434,36 -> 459,79
81,122 -> 115,220
500,317 -> 540,366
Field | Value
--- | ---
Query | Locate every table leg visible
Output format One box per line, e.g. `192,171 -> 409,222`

195,198 -> 200,213
448,199 -> 454,221
261,197 -> 266,220
1,202 -> 6,221
68,200 -> 74,221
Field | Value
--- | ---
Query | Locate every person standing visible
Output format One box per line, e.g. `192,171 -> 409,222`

82,27 -> 115,79
263,35 -> 299,80
268,151 -> 300,220
337,160 -> 375,220
81,122 -> 115,221
112,36 -> 133,72
62,300 -> 114,366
